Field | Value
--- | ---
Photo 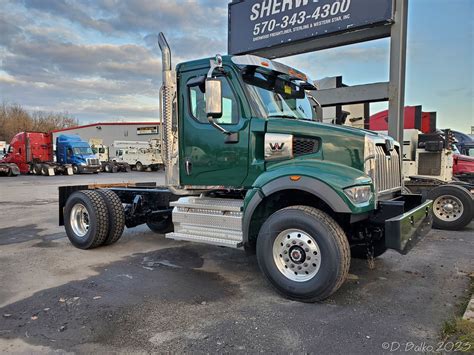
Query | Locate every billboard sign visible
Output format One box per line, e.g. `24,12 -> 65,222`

137,126 -> 159,135
228,0 -> 393,57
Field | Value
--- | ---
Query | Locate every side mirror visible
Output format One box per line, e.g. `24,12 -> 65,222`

205,78 -> 222,119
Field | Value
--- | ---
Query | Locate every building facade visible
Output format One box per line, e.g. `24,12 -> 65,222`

52,122 -> 160,157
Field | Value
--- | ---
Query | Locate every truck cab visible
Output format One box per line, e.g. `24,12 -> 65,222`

56,135 -> 100,174
1,132 -> 53,174
58,34 -> 433,302
114,140 -> 163,171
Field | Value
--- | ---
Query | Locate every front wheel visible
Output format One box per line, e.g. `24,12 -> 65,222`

104,163 -> 113,173
135,162 -> 143,172
428,184 -> 473,230
257,206 -> 350,302
72,165 -> 79,174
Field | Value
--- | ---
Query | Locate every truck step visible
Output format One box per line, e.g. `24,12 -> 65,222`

167,196 -> 244,248
166,232 -> 242,248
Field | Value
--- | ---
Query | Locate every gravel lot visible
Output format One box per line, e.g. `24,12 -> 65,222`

0,172 -> 472,353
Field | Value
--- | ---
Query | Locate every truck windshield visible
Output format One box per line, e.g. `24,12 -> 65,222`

242,67 -> 315,121
73,147 -> 93,155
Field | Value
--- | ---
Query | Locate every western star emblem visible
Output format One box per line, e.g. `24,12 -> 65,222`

269,142 -> 285,152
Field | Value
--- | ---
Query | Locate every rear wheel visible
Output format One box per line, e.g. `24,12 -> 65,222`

104,163 -> 113,173
33,163 -> 42,175
146,215 -> 173,234
97,189 -> 125,245
124,164 -> 131,172
256,206 -> 350,302
135,162 -> 143,171
428,185 -> 473,230
41,164 -> 50,176
64,190 -> 109,249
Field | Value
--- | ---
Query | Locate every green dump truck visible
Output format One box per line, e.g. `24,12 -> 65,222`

58,33 -> 432,302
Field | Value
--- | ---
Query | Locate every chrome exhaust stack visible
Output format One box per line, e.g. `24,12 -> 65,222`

158,32 -> 181,189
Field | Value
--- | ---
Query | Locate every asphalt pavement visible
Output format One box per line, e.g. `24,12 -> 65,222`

0,171 -> 472,353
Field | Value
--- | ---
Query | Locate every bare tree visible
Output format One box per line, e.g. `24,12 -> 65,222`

0,102 -> 79,142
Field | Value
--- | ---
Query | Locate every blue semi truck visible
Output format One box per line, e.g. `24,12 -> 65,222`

56,134 -> 101,174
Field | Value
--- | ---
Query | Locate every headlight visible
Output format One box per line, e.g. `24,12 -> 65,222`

79,162 -> 87,166
344,185 -> 373,205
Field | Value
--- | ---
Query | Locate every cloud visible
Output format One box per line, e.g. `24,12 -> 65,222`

0,0 -> 229,122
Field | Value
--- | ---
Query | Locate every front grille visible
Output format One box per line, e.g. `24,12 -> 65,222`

417,152 -> 441,176
374,145 -> 401,194
293,137 -> 319,156
87,158 -> 100,166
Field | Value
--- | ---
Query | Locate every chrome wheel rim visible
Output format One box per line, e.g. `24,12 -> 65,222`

272,229 -> 321,282
70,203 -> 90,237
433,195 -> 463,222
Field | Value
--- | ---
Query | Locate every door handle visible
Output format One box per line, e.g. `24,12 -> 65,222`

185,158 -> 192,175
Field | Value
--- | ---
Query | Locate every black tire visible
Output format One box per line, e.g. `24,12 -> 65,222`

33,163 -> 42,175
428,184 -> 473,230
104,163 -> 113,173
135,162 -> 143,172
350,239 -> 387,259
124,164 -> 131,172
97,189 -> 125,245
64,190 -> 109,249
256,206 -> 350,302
146,215 -> 173,234
7,168 -> 13,177
41,164 -> 50,176
72,165 -> 79,174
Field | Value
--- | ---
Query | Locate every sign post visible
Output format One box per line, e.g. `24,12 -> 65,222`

388,0 -> 408,144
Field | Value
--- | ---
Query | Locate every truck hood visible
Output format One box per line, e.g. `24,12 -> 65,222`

266,119 -> 390,171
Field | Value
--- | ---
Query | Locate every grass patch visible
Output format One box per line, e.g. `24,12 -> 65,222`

440,275 -> 474,352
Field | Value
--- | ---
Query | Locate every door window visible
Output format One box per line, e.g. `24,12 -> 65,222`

189,77 -> 239,125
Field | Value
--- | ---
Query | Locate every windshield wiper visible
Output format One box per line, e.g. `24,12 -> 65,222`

268,114 -> 299,120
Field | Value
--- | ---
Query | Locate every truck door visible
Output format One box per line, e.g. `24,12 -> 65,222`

180,69 -> 249,187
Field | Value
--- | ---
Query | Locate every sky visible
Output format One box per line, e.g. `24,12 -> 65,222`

0,0 -> 473,133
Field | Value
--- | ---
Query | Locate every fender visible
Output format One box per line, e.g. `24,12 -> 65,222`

242,160 -> 374,244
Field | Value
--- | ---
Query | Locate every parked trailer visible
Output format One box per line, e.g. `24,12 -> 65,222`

58,33 -> 432,302
0,132 -> 100,175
